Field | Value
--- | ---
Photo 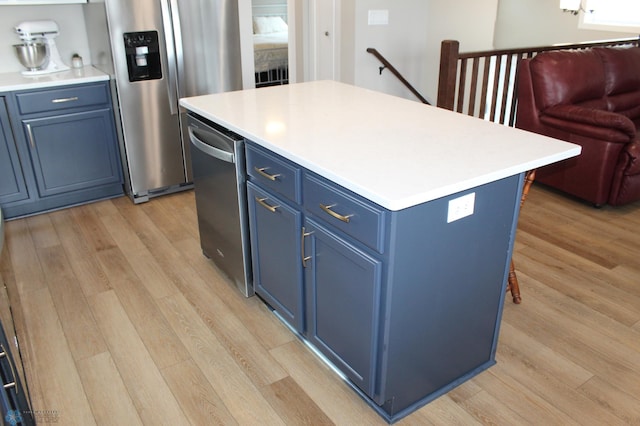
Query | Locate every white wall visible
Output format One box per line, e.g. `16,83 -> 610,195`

423,0 -> 499,103
349,0 -> 430,102
0,5 -> 90,73
494,0 -> 637,48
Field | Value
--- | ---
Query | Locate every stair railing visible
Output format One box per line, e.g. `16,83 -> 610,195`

366,48 -> 430,105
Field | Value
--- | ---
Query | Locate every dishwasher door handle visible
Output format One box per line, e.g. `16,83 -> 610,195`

188,126 -> 235,163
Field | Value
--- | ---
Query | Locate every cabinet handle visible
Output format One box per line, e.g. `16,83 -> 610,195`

51,96 -> 79,104
255,197 -> 279,213
0,344 -> 17,392
25,123 -> 35,149
319,203 -> 353,223
301,227 -> 313,267
254,166 -> 280,181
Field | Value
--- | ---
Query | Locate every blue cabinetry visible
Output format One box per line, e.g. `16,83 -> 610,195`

0,82 -> 123,219
0,98 -> 28,206
303,217 -> 382,398
245,141 -> 523,422
247,180 -> 304,331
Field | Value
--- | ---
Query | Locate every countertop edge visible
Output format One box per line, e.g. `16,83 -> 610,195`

0,66 -> 110,92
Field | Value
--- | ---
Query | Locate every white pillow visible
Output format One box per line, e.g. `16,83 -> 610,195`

253,16 -> 288,34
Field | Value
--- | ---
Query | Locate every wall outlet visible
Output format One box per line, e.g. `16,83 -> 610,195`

447,193 -> 475,223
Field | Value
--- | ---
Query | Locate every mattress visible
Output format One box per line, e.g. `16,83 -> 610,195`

254,31 -> 288,73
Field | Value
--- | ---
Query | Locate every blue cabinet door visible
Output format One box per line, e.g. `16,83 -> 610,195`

247,181 -> 304,332
303,217 -> 382,399
22,108 -> 121,197
0,98 -> 29,205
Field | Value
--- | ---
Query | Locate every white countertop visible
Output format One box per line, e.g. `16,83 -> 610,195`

180,81 -> 581,211
0,66 -> 109,92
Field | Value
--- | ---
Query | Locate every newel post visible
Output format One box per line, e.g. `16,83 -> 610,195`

437,40 -> 459,111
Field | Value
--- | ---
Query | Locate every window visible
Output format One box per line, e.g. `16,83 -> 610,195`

580,0 -> 640,33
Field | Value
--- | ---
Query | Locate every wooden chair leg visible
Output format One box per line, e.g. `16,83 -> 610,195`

507,259 -> 522,304
508,169 -> 536,304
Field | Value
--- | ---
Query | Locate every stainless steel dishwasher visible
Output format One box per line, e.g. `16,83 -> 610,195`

187,113 -> 253,296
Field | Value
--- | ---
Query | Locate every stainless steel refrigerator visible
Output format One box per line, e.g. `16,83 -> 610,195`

83,0 -> 243,203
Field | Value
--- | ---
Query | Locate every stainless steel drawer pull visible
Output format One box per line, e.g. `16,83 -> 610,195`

254,166 -> 280,181
0,344 -> 17,392
301,227 -> 313,267
256,197 -> 279,213
319,203 -> 353,223
25,123 -> 35,149
51,96 -> 79,103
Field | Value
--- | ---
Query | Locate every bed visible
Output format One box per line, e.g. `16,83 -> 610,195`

253,14 -> 289,87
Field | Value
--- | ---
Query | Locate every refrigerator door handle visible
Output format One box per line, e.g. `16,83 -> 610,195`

169,0 -> 185,100
160,0 -> 179,115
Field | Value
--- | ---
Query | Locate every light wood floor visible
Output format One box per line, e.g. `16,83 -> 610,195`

1,184 -> 639,425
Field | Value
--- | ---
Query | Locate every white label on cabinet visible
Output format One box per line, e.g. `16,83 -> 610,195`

447,193 -> 475,223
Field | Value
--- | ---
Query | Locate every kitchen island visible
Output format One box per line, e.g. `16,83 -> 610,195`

180,81 -> 580,422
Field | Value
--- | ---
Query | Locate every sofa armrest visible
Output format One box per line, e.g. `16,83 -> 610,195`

620,141 -> 640,175
541,105 -> 637,143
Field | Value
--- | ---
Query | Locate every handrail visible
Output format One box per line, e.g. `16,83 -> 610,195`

366,48 -> 430,105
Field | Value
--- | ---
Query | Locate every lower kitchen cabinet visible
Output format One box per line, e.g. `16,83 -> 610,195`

245,140 -> 524,421
0,81 -> 123,219
247,181 -> 304,332
23,108 -> 121,197
0,98 -> 28,206
303,216 -> 382,398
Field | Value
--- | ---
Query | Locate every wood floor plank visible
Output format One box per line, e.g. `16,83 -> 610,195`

174,236 -> 295,351
25,214 -> 60,249
76,352 -> 144,426
139,195 -> 197,244
269,340 -> 385,425
3,220 -> 47,295
161,257 -> 289,387
411,395 -> 479,425
70,204 -> 118,252
20,287 -> 96,426
516,240 -> 640,325
503,279 -> 640,416
35,245 -> 107,361
48,209 -> 112,297
98,211 -> 179,300
578,375 -> 640,424
88,290 -> 189,425
260,376 -> 334,425
161,359 -> 238,426
152,191 -> 201,241
156,291 -> 285,425
508,268 -> 640,355
95,247 -> 191,370
455,388 -> 529,425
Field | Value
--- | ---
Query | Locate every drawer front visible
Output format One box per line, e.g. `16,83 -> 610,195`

15,83 -> 110,115
303,173 -> 385,253
246,143 -> 302,204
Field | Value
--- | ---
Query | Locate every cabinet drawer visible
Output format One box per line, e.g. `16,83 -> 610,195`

15,83 -> 110,115
246,143 -> 302,204
304,174 -> 385,253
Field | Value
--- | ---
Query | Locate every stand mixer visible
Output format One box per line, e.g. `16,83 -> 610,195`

14,20 -> 70,76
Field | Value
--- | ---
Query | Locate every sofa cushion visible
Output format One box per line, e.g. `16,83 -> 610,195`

594,47 -> 640,96
529,49 -> 606,110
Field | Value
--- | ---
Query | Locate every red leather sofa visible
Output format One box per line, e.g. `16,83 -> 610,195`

516,46 -> 640,206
